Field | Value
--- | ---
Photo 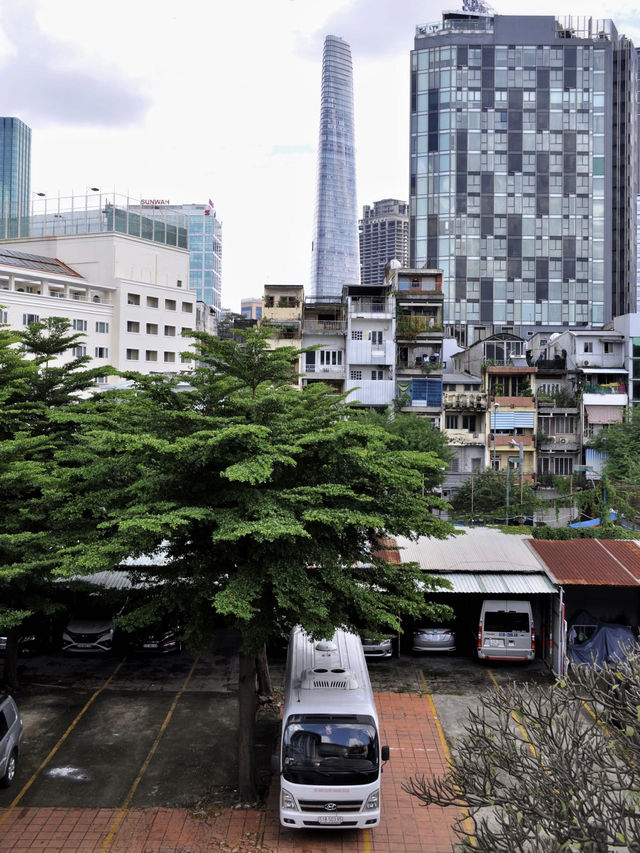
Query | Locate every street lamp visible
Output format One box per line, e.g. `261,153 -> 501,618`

492,402 -> 500,469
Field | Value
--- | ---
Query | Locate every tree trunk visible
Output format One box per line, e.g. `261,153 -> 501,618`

255,644 -> 272,696
1,628 -> 19,689
237,651 -> 257,802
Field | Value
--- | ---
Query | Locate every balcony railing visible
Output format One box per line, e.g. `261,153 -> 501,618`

303,320 -> 346,333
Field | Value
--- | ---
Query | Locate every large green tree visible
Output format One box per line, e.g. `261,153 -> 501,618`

55,327 -> 455,799
0,317 -> 112,686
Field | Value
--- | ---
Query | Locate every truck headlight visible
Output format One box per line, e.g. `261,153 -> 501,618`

364,789 -> 380,810
281,788 -> 298,811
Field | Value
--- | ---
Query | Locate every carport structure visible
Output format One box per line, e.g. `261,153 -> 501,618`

393,528 -> 560,670
528,538 -> 640,674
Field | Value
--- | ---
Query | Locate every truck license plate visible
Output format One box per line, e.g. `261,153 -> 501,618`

319,815 -> 343,825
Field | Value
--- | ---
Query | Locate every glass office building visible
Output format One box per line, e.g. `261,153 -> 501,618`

359,199 -> 409,286
310,35 -> 359,298
0,118 -> 31,239
410,13 -> 637,345
129,201 -> 222,313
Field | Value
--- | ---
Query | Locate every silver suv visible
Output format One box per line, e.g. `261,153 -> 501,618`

0,691 -> 23,787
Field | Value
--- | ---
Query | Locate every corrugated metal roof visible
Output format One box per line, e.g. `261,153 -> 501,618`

422,572 -> 557,595
528,539 -> 640,586
396,528 -> 545,574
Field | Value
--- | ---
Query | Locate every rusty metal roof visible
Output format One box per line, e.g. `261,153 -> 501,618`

527,539 -> 640,586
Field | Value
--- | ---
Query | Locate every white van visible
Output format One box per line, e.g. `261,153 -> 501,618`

476,599 -> 535,662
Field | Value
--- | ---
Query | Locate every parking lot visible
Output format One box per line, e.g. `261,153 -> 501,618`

0,640 -> 555,851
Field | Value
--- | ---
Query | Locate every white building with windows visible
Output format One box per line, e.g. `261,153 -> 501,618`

344,284 -> 395,409
0,230 -> 196,382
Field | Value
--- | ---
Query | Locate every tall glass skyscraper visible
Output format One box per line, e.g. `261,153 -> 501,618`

310,35 -> 359,298
410,12 -> 637,345
0,117 -> 31,239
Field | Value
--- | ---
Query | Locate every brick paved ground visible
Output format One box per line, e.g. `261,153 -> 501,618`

0,692 -> 461,852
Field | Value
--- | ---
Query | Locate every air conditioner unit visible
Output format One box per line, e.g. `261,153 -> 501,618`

559,438 -> 567,443
582,359 -> 590,366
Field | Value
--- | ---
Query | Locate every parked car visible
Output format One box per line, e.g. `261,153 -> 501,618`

0,613 -> 57,657
125,614 -> 183,655
360,635 -> 393,659
0,691 -> 23,787
62,596 -> 121,654
412,625 -> 456,653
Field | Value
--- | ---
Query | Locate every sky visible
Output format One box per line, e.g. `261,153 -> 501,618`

1,0 -> 640,312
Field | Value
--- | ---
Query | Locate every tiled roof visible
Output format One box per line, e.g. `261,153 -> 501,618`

528,539 -> 640,586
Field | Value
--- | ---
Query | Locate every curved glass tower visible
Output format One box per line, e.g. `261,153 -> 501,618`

310,35 -> 359,298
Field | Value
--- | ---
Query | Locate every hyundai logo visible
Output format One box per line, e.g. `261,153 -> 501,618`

324,802 -> 338,811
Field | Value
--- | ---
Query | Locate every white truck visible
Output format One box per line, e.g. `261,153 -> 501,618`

273,626 -> 389,829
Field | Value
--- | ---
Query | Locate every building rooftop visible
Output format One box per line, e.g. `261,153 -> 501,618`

0,248 -> 83,278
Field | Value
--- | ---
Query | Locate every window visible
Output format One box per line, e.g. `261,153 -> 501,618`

182,302 -> 193,313
445,414 -> 458,429
146,323 -> 158,335
583,341 -> 593,353
180,353 -> 191,363
371,370 -> 384,380
72,345 -> 87,357
95,375 -> 108,385
181,327 -> 192,335
352,330 -> 363,341
462,415 -> 477,432
127,321 -> 140,333
165,299 -> 176,311
23,313 -> 40,326
177,280 -> 183,288
145,350 -> 158,362
146,296 -> 159,308
73,319 -> 87,331
555,457 -> 573,475
319,350 -> 342,366
127,293 -> 140,305
164,325 -> 176,336
370,330 -> 383,346
350,370 -> 362,380
126,349 -> 139,361
164,352 -> 176,363
603,342 -> 615,354
0,310 -> 6,324
94,347 -> 109,358
95,322 -> 109,333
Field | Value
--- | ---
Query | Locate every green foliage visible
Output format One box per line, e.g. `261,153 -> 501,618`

592,407 -> 640,484
0,317 -> 114,684
55,327 -> 455,655
450,468 -> 537,523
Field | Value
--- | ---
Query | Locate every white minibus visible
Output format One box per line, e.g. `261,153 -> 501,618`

273,626 -> 389,829
476,599 -> 535,662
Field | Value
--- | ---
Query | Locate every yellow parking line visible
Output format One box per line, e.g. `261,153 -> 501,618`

0,658 -> 126,830
363,827 -> 372,851
487,669 -> 538,758
100,656 -> 199,852
418,669 -> 477,847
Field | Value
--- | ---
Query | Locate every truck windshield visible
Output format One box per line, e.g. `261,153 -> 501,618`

282,717 -> 379,785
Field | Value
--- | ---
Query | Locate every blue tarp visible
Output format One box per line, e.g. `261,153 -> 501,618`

568,510 -> 617,528
567,610 -> 637,668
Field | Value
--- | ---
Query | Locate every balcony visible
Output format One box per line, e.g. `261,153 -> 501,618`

303,364 -> 346,378
303,320 -> 346,334
446,429 -> 487,446
396,317 -> 443,340
444,390 -> 487,410
349,298 -> 392,316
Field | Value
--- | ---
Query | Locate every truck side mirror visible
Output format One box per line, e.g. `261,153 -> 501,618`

381,745 -> 390,762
